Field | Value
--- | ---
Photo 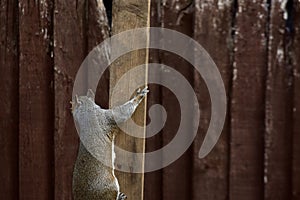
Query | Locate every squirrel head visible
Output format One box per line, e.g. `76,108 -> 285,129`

71,89 -> 102,144
71,89 -> 96,114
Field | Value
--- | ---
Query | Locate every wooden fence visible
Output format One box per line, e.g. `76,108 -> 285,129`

0,0 -> 299,199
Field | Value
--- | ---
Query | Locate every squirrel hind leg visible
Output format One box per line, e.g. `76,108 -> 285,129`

117,193 -> 127,200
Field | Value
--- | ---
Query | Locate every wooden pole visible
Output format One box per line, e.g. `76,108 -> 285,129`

110,0 -> 151,200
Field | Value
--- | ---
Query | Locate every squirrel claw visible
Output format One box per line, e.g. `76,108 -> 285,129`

118,193 -> 127,200
134,87 -> 149,104
136,86 -> 149,95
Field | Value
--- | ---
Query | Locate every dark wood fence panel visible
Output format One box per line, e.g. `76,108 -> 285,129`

53,0 -> 87,199
264,1 -> 293,199
1,0 -> 300,199
193,0 -> 232,199
293,1 -> 300,199
19,0 -> 54,199
87,0 -> 109,52
87,0 -> 110,108
0,0 -> 19,199
159,1 -> 194,200
229,0 -> 267,199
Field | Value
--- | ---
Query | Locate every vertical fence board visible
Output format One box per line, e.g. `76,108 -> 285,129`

0,0 -> 19,199
144,87 -> 163,200
229,0 -> 267,199
264,1 -> 293,199
87,0 -> 110,108
193,0 -> 232,199
293,1 -> 300,199
110,0 -> 151,199
1,0 -> 299,199
160,1 -> 194,200
144,0 -> 163,199
87,0 -> 109,51
54,0 -> 87,199
19,0 -> 54,199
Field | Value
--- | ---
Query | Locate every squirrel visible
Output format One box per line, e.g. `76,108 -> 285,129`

71,87 -> 149,200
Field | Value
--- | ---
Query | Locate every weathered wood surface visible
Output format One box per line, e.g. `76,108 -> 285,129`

54,0 -> 87,199
0,0 -> 19,199
0,0 -> 299,199
292,1 -> 300,199
264,1 -> 293,199
230,1 -> 267,199
158,1 -> 194,200
87,0 -> 110,108
193,0 -> 232,199
144,1 -> 163,199
110,0 -> 151,200
19,0 -> 54,199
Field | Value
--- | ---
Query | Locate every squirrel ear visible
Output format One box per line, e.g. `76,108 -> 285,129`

74,95 -> 80,104
87,89 -> 95,101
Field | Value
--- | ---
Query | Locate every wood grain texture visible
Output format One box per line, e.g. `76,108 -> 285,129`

229,0 -> 267,199
0,0 -> 19,199
159,1 -> 194,200
264,0 -> 293,199
53,0 -> 87,199
144,1 -> 163,199
87,0 -> 110,109
0,0 -> 299,199
193,0 -> 232,199
110,0 -> 151,199
292,1 -> 300,199
19,0 -> 54,199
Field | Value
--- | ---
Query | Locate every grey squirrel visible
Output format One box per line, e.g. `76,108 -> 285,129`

71,87 -> 149,200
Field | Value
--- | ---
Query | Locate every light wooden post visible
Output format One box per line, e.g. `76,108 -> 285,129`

109,0 -> 151,200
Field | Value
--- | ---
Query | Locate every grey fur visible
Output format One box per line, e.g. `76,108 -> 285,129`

72,87 -> 148,200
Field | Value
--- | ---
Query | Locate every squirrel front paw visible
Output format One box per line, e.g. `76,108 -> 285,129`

134,86 -> 149,104
137,86 -> 149,95
117,192 -> 127,200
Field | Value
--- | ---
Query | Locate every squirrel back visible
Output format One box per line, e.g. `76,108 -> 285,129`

73,143 -> 120,200
71,88 -> 148,200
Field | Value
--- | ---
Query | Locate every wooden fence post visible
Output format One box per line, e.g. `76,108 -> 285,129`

109,0 -> 151,200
